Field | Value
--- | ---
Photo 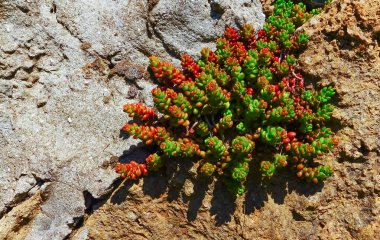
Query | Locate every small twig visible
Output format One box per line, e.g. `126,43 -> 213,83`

103,143 -> 110,152
291,68 -> 304,82
190,121 -> 199,130
186,120 -> 199,135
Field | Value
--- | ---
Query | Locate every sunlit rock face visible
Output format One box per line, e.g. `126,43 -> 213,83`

0,0 -> 264,239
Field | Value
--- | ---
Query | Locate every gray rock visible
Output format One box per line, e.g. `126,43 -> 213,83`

0,81 -> 13,98
0,0 -> 265,239
150,0 -> 265,58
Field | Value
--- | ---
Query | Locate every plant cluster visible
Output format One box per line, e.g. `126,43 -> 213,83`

116,0 -> 337,195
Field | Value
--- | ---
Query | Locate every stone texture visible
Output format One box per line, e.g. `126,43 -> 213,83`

150,0 -> 264,58
1,0 -> 379,239
0,0 -> 265,239
70,0 -> 380,239
0,191 -> 43,240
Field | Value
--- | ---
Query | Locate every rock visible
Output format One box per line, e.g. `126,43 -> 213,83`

13,175 -> 37,203
183,179 -> 195,197
298,0 -> 380,157
0,192 -> 43,240
127,211 -> 138,221
0,0 -> 265,239
0,81 -> 13,98
71,0 -> 379,239
3,0 -> 378,239
150,0 -> 265,58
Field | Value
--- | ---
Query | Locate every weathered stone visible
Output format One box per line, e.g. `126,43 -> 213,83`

0,0 -> 265,239
0,192 -> 43,240
2,0 -> 378,239
72,0 -> 380,239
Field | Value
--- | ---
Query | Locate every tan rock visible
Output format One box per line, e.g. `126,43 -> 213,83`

0,193 -> 42,240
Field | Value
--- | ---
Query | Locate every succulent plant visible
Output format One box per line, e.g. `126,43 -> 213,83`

116,0 -> 337,195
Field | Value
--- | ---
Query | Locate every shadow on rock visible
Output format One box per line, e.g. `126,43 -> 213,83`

110,180 -> 135,205
184,178 -> 211,221
104,144 -> 331,226
166,161 -> 194,202
210,180 -> 237,226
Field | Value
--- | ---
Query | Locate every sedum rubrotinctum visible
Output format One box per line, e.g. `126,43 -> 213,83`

116,0 -> 338,195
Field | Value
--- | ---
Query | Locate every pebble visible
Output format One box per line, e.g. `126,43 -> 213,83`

127,211 -> 138,221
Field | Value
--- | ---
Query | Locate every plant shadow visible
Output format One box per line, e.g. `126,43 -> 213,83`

104,145 -> 328,226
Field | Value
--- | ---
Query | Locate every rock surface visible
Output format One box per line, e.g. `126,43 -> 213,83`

0,0 -> 265,239
1,0 -> 379,239
71,0 -> 380,239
